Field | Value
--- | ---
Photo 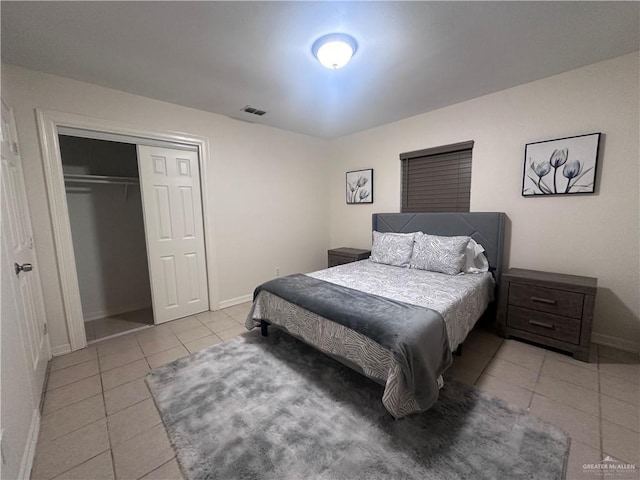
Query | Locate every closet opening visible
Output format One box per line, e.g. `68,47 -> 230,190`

37,108 -> 215,352
60,135 -> 154,342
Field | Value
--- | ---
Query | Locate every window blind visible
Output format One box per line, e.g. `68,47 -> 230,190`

400,141 -> 473,213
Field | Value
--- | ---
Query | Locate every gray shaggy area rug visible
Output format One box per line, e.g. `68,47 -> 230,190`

146,329 -> 569,480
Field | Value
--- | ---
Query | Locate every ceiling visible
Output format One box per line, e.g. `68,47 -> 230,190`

2,2 -> 638,139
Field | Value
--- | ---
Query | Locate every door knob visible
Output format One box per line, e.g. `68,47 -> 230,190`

14,263 -> 33,276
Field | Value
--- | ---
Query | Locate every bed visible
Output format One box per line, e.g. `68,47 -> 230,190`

246,212 -> 506,418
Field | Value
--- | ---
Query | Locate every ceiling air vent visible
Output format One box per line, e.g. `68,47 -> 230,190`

241,105 -> 267,116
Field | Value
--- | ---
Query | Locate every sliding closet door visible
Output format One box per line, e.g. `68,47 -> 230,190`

137,146 -> 209,323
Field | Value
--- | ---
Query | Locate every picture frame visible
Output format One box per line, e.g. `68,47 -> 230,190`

522,133 -> 601,196
346,168 -> 373,204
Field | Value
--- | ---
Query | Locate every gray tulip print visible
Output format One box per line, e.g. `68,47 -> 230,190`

348,175 -> 370,203
525,148 -> 594,195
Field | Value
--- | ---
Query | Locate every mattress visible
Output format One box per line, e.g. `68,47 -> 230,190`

247,260 -> 494,417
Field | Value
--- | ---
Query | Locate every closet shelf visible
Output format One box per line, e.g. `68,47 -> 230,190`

63,174 -> 140,185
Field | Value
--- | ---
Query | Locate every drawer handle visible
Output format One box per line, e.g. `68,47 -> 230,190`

529,320 -> 555,330
530,296 -> 557,305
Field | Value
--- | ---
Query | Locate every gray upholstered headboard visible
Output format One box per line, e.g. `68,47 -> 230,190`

372,212 -> 506,283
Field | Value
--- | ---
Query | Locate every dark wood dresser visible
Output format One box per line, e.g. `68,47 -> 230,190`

327,248 -> 371,268
497,268 -> 597,362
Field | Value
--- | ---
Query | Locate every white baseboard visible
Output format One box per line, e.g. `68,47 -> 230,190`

219,294 -> 253,309
17,409 -> 40,480
51,343 -> 72,357
87,324 -> 152,346
83,302 -> 152,322
592,332 -> 640,353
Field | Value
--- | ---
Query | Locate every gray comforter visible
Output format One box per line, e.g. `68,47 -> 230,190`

254,273 -> 453,412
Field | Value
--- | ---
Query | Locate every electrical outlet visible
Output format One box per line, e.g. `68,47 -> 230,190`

275,267 -> 280,277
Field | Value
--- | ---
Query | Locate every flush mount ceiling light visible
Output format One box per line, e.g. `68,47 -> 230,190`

312,33 -> 358,69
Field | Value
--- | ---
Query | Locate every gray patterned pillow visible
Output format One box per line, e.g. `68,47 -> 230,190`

370,231 -> 416,267
410,233 -> 470,275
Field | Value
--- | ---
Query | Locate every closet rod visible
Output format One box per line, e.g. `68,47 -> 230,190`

63,174 -> 140,185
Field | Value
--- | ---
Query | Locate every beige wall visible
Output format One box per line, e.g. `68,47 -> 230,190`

2,64 -> 330,352
329,53 -> 640,351
4,53 -> 639,353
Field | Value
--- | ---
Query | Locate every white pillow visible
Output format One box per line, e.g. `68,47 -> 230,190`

410,233 -> 469,275
463,238 -> 489,273
370,231 -> 416,267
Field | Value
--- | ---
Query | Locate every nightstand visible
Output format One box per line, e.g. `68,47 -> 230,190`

497,268 -> 597,362
327,248 -> 371,268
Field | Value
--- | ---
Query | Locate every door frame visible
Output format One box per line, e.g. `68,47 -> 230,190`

36,109 -> 219,351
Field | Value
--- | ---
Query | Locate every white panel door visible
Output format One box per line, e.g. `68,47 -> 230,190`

1,100 -> 50,397
137,146 -> 209,323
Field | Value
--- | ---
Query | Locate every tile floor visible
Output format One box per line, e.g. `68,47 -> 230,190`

34,303 -> 250,480
34,305 -> 639,480
85,308 -> 155,343
447,331 -> 639,480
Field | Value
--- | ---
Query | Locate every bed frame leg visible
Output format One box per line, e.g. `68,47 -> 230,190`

260,320 -> 269,337
454,345 -> 462,356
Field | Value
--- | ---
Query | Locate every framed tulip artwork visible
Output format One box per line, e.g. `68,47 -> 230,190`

522,133 -> 601,196
346,168 -> 373,204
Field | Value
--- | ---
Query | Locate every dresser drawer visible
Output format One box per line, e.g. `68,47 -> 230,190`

509,283 -> 584,319
499,268 -> 597,362
328,248 -> 370,268
506,306 -> 581,344
328,255 -> 354,267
